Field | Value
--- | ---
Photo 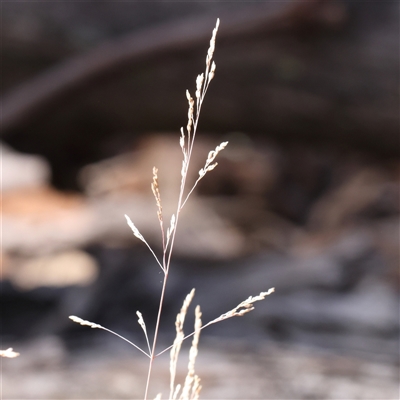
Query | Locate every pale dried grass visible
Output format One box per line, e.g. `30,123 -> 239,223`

69,18 -> 274,400
0,348 -> 20,358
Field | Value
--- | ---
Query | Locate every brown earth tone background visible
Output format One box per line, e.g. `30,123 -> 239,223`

1,2 -> 399,399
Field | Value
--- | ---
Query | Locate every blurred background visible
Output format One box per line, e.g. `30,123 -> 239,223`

1,1 -> 399,399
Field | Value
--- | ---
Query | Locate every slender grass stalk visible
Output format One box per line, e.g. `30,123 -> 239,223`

143,19 -> 221,399
69,19 -> 275,400
144,270 -> 169,399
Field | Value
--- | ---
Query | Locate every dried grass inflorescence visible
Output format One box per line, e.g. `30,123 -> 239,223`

152,167 -> 163,223
168,289 -> 202,400
69,315 -> 151,357
210,288 -> 276,323
170,289 -> 195,398
69,18 -> 275,400
0,348 -> 20,358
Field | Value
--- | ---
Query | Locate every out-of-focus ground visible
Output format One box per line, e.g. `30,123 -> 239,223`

2,337 -> 398,399
1,2 -> 399,399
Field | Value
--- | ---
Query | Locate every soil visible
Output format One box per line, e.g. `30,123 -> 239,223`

2,336 -> 398,399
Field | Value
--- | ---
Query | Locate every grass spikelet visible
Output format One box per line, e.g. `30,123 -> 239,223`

200,141 -> 229,177
209,288 -> 275,324
180,305 -> 202,400
69,315 -> 150,357
170,289 -> 195,399
152,167 -> 163,223
180,128 -> 186,156
208,61 -> 216,82
206,18 -> 219,68
166,214 -> 176,246
181,141 -> 229,207
125,214 -> 164,272
137,311 -> 151,354
190,375 -> 201,400
0,348 -> 20,358
195,74 -> 204,101
186,90 -> 194,136
69,315 -> 102,329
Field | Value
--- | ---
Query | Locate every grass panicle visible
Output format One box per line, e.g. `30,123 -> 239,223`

169,289 -> 195,399
69,18 -> 274,400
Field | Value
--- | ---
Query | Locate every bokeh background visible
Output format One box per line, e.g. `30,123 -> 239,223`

1,2 -> 399,399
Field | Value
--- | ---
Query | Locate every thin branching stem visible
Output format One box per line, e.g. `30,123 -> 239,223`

144,21 -> 221,398
144,271 -> 169,399
69,316 -> 150,358
125,214 -> 165,273
101,327 -> 151,358
68,19 -> 275,400
156,288 -> 275,357
156,322 -> 210,358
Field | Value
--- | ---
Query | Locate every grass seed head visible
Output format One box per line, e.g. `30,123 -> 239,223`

0,348 -> 20,358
